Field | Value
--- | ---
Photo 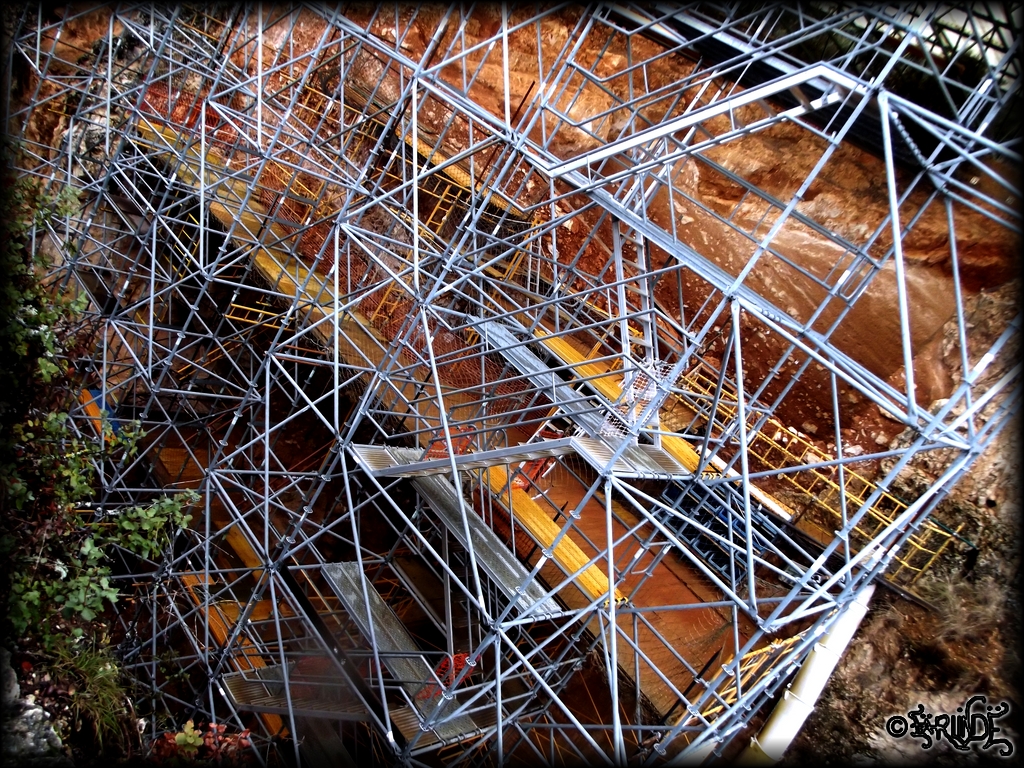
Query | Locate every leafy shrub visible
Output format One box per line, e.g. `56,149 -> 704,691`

0,146 -> 198,645
0,130 -> 205,765
2,376 -> 196,641
150,720 -> 254,765
6,489 -> 197,640
108,494 -> 195,562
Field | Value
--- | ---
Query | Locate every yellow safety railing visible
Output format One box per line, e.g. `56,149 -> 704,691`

698,632 -> 804,724
534,315 -> 957,587
678,367 -> 959,586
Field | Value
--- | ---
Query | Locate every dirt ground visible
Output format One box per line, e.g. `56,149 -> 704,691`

786,416 -> 1021,764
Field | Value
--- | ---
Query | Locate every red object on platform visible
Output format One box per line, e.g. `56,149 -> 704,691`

416,653 -> 470,700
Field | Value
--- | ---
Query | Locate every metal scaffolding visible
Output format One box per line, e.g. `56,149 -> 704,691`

5,2 -> 1020,765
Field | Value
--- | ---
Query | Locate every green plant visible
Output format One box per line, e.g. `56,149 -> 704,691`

1,142 -> 196,649
107,492 -> 197,562
150,720 -> 253,764
49,635 -> 138,755
175,720 -> 204,756
9,567 -> 119,637
0,133 -> 200,764
1,170 -> 85,417
6,489 -> 197,641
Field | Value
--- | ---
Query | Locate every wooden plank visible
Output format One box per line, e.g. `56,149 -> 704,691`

224,525 -> 263,573
482,465 -> 625,604
218,600 -> 294,622
180,573 -> 284,735
535,334 -> 623,404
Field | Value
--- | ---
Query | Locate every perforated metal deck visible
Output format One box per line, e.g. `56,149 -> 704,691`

322,563 -> 487,746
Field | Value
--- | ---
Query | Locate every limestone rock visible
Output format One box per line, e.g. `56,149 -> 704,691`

1,648 -> 73,767
1,648 -> 18,709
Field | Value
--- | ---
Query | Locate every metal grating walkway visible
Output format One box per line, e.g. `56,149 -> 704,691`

401,467 -> 563,617
322,563 -> 483,746
349,439 -> 576,478
220,666 -> 369,720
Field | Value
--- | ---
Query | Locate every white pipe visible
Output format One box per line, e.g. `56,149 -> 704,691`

738,584 -> 875,765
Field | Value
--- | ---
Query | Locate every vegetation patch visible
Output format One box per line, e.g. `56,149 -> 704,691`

1,141 -> 196,763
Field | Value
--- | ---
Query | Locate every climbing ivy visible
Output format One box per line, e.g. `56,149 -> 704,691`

6,484 -> 197,640
106,494 -> 195,562
0,141 -> 196,648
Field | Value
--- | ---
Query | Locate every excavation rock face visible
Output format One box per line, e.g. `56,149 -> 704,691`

28,5 -> 1002,430
309,7 -> 1016,435
16,8 -> 1016,415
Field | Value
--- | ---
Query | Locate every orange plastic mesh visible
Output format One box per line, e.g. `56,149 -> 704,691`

424,426 -> 475,459
416,653 -> 471,700
140,82 -> 239,153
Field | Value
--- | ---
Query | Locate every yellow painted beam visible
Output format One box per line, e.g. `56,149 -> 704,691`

661,434 -> 703,473
536,334 -> 624,404
218,600 -> 295,622
535,332 -> 796,519
483,465 -> 625,604
224,525 -> 264,574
